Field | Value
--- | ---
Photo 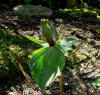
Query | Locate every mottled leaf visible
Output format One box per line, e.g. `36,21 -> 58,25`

29,47 -> 65,90
60,38 -> 79,53
26,35 -> 48,46
91,78 -> 100,86
49,20 -> 57,42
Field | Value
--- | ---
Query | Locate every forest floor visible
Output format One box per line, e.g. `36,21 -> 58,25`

0,9 -> 100,95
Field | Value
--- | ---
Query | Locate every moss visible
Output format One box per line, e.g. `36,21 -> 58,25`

66,51 -> 93,68
95,29 -> 100,34
0,29 -> 32,78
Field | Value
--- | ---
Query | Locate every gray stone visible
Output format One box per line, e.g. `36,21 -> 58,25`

13,5 -> 53,17
80,71 -> 100,79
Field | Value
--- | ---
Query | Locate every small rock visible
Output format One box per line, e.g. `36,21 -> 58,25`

10,87 -> 16,92
79,71 -> 100,79
55,19 -> 63,23
46,90 -> 51,94
8,92 -> 17,95
16,85 -> 21,90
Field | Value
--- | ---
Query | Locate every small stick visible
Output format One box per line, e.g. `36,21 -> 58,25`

10,51 -> 31,83
59,74 -> 63,95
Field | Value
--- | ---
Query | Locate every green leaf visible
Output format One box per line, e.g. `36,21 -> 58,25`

40,19 -> 54,46
91,78 -> 100,86
49,20 -> 57,42
29,47 -> 65,90
56,36 -> 61,45
28,47 -> 47,58
83,2 -> 88,8
26,36 -> 48,46
66,66 -> 72,72
59,38 -> 79,53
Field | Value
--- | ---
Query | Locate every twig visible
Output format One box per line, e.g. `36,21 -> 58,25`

10,51 -> 31,83
59,74 -> 63,95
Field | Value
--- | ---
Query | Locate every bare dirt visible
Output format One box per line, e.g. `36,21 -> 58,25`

0,9 -> 100,95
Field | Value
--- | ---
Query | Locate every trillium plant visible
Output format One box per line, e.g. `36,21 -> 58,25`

26,19 -> 79,95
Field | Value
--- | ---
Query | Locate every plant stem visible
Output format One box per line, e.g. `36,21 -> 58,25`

59,74 -> 63,95
18,62 -> 31,83
10,51 -> 31,83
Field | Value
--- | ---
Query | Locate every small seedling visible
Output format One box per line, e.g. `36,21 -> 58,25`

91,78 -> 100,86
26,19 -> 79,94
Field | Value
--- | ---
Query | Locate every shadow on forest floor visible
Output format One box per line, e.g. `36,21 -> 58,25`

0,9 -> 100,95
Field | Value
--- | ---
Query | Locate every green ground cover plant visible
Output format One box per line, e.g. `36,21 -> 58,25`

26,19 -> 79,94
59,8 -> 97,18
0,29 -> 31,81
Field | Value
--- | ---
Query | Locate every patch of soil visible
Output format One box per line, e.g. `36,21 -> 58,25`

0,9 -> 100,95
